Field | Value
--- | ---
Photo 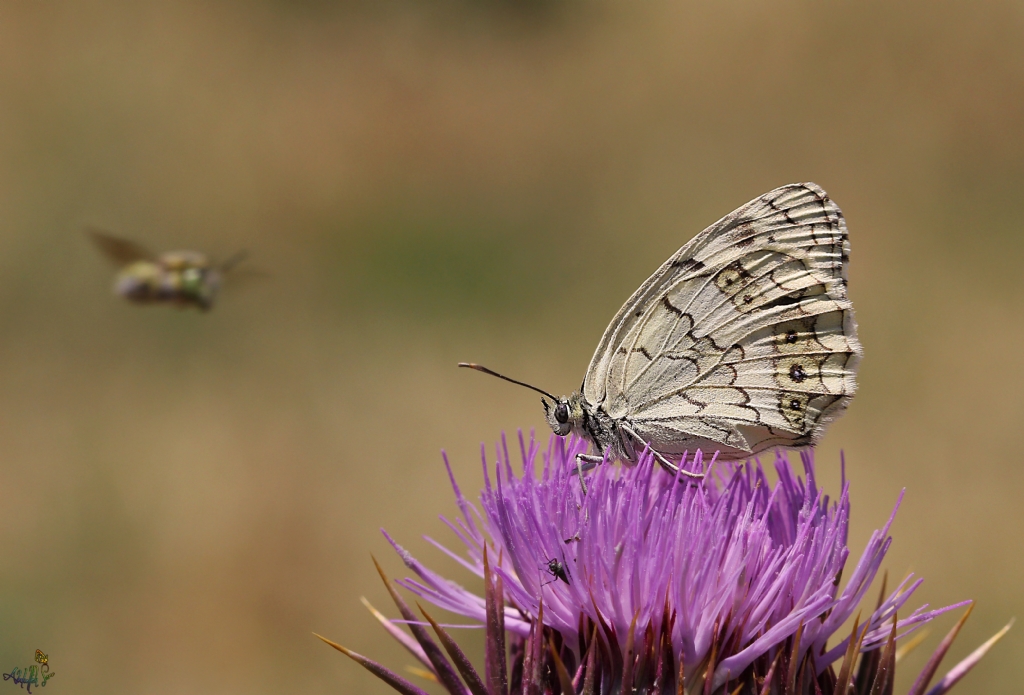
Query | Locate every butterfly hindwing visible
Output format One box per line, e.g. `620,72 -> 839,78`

584,183 -> 861,459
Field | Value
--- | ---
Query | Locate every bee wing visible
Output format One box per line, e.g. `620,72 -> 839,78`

85,228 -> 157,265
583,183 -> 861,459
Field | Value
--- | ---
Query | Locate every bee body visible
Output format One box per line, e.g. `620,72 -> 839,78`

114,254 -> 222,311
87,230 -> 243,312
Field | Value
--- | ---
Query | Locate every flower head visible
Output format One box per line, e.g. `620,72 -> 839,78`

321,433 -> 1010,695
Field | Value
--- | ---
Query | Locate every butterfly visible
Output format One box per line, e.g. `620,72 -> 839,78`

34,650 -> 46,666
461,183 -> 861,481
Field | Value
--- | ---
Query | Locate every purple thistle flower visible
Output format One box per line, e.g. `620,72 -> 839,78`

320,432 -> 1010,695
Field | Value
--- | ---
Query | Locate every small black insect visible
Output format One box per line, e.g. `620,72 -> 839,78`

542,558 -> 570,585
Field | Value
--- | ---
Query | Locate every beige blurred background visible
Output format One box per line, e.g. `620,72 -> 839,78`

0,1 -> 1021,693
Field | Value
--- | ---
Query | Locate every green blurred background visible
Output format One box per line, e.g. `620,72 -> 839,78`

0,1 -> 1021,693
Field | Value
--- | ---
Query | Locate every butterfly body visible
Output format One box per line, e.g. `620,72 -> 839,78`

543,392 -> 635,462
464,182 -> 861,473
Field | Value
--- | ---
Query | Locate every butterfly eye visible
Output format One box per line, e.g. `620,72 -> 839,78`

554,403 -> 569,424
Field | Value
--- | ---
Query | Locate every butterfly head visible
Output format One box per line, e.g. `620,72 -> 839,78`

542,392 -> 588,438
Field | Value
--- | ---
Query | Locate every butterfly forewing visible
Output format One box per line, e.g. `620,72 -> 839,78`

583,183 -> 861,460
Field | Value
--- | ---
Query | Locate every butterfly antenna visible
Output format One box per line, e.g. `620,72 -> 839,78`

458,363 -> 559,402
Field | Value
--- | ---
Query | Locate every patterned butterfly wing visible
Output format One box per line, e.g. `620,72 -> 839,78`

582,183 -> 861,460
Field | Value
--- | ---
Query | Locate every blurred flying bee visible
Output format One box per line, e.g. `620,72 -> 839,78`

86,229 -> 248,311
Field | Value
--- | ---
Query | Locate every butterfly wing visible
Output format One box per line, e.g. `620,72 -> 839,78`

85,228 -> 157,266
583,183 -> 861,460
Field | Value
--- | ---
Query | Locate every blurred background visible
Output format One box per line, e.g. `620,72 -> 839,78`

0,1 -> 1021,693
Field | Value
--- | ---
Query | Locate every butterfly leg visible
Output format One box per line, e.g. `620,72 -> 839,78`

620,424 -> 704,480
576,454 -> 603,472
651,448 -> 705,480
574,454 -> 603,495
